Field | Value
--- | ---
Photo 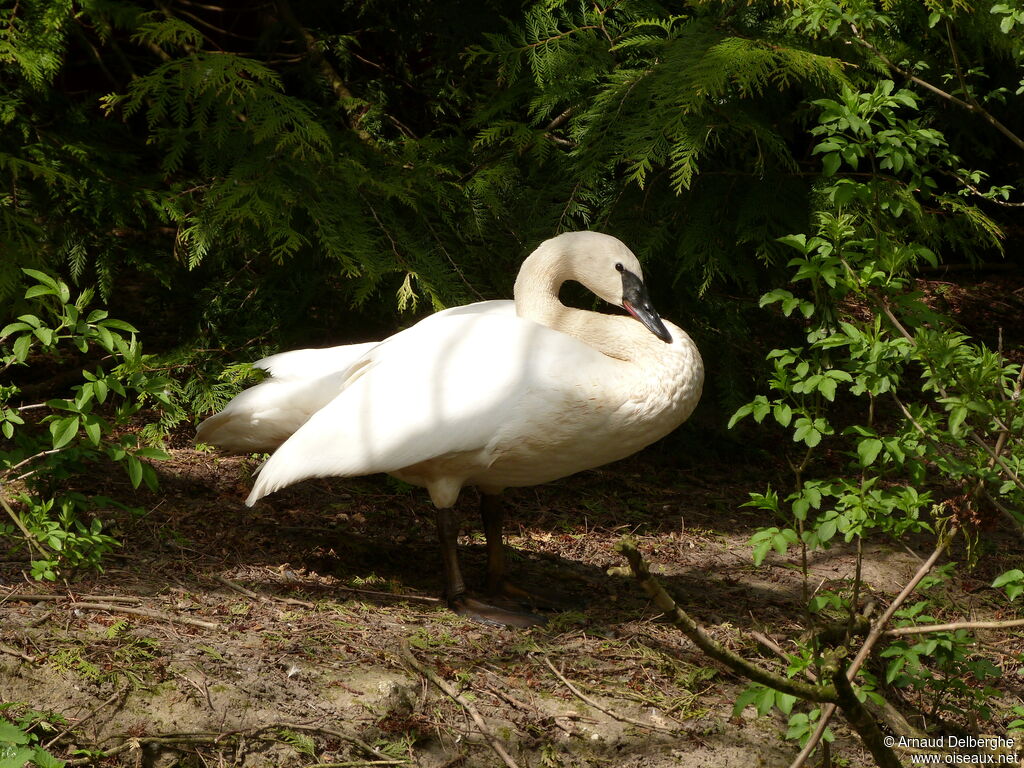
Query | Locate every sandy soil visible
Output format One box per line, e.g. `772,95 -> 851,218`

2,439 -> 1022,768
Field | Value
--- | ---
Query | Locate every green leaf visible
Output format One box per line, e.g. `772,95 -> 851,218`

0,322 -> 31,337
858,438 -> 883,466
24,284 -> 56,299
818,519 -> 837,542
756,685 -> 776,716
948,406 -> 968,436
0,720 -> 30,744
773,403 -> 792,427
776,234 -> 807,252
99,318 -> 139,333
94,325 -> 114,352
83,417 -> 102,446
32,746 -> 67,768
0,746 -> 36,767
759,288 -> 794,308
50,416 -> 80,449
752,540 -> 772,566
776,693 -> 797,716
21,268 -> 57,288
751,396 -> 770,423
822,152 -> 841,176
993,569 -> 1024,588
32,327 -> 54,346
792,497 -> 809,521
732,685 -> 762,717
885,655 -> 907,684
12,335 -> 31,362
728,403 -> 752,429
818,377 -> 837,401
135,447 -> 171,461
126,455 -> 143,489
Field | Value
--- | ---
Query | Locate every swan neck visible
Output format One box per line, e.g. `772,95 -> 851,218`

513,246 -> 574,329
513,246 -> 642,361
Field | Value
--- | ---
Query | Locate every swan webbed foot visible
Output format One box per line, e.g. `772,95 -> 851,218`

448,594 -> 546,628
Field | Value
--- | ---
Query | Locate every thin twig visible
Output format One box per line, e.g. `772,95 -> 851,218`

0,643 -> 36,662
611,540 -> 837,704
537,654 -> 680,734
0,493 -> 50,559
67,602 -> 218,630
398,639 -> 521,768
5,447 -> 65,477
214,574 -> 315,608
3,592 -> 142,604
885,617 -> 1024,636
44,687 -> 128,749
788,526 -> 958,768
274,0 -> 373,143
64,722 -> 405,766
850,24 -> 1024,151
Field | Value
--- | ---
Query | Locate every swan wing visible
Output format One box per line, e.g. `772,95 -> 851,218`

256,342 -> 378,380
195,368 -> 362,452
246,311 -> 605,504
198,301 -> 516,452
256,301 -> 513,380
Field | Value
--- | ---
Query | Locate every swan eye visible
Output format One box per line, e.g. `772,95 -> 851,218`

615,262 -> 624,272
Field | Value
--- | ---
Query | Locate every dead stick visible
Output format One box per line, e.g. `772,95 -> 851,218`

334,584 -> 442,604
45,687 -> 127,749
788,526 -> 958,768
3,593 -> 142,604
214,574 -> 315,608
0,644 -> 35,662
69,602 -> 217,630
886,617 -> 1024,636
612,539 -> 836,703
65,723 -> 404,765
537,654 -> 679,734
398,640 -> 520,768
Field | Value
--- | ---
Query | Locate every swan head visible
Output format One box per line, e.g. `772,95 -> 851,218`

526,231 -> 673,343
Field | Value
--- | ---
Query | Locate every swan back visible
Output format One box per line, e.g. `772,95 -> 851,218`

216,231 -> 702,510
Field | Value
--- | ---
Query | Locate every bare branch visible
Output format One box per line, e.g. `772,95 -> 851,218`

399,640 -> 521,768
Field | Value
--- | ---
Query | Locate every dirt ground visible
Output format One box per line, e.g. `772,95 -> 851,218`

2,439 -> 1022,768
3,271 -> 1024,767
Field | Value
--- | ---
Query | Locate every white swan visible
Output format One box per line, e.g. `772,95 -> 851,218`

197,231 -> 703,626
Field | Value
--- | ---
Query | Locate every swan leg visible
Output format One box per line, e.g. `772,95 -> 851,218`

480,494 -> 573,612
434,507 -> 543,628
435,507 -> 468,599
480,493 -> 507,595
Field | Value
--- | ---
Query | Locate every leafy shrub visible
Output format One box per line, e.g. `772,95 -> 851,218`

1,270 -> 171,580
730,73 -> 1024,757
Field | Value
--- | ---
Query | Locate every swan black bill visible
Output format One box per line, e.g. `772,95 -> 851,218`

621,270 -> 672,343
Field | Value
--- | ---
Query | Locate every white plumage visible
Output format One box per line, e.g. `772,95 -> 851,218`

197,231 -> 703,626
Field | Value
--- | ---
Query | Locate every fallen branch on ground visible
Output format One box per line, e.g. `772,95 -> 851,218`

398,638 -> 521,768
5,591 -> 216,629
788,525 -> 958,768
612,538 -> 903,768
885,617 -> 1024,636
214,574 -> 316,608
61,722 -> 404,765
536,653 -> 681,734
66,602 -> 218,630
